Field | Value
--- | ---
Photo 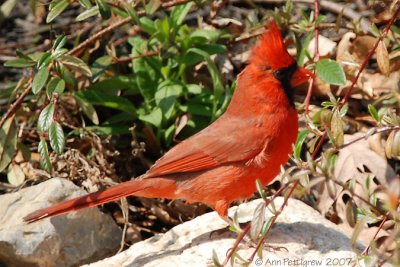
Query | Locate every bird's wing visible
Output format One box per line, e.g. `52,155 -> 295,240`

145,115 -> 267,177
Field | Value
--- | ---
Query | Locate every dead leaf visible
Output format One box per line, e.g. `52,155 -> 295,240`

308,35 -> 337,59
7,163 -> 25,186
350,36 -> 378,63
377,40 -> 390,76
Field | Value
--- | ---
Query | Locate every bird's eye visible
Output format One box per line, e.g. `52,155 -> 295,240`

274,69 -> 285,80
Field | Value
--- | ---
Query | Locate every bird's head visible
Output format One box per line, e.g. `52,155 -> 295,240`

250,20 -> 312,88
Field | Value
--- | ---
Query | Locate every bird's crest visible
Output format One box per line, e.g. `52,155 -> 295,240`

250,20 -> 295,70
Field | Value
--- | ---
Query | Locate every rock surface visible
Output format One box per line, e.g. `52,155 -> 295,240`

0,178 -> 121,267
85,197 -> 365,267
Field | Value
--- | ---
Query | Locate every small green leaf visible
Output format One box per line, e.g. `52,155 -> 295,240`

139,108 -> 162,127
59,55 -> 92,77
123,2 -> 140,24
51,48 -> 68,59
0,117 -> 17,172
53,35 -> 67,51
155,83 -> 183,120
186,84 -> 202,94
74,94 -> 99,125
79,0 -> 92,9
91,55 -> 112,82
74,90 -> 136,115
4,58 -> 35,68
95,0 -> 111,19
32,67 -> 49,94
38,103 -> 55,132
316,59 -> 346,85
38,139 -> 52,173
250,201 -> 266,241
46,77 -> 65,98
76,6 -> 99,21
49,122 -> 65,154
294,129 -> 310,160
37,52 -> 52,69
170,2 -> 193,26
46,0 -> 69,23
368,104 -> 380,122
145,0 -> 161,15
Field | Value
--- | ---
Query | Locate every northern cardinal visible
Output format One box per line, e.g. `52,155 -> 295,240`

24,20 -> 311,223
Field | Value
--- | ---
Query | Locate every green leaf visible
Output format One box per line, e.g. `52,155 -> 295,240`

46,0 -> 69,23
190,29 -> 220,43
7,163 -> 25,186
186,84 -> 202,94
185,48 -> 223,94
74,90 -> 136,115
250,201 -> 266,241
38,103 -> 55,132
0,117 -> 17,172
294,129 -> 309,160
91,55 -> 112,82
51,48 -> 68,59
297,32 -> 314,66
368,104 -> 380,122
46,77 -> 65,98
32,67 -> 49,94
76,6 -> 99,21
145,0 -> 161,15
59,55 -> 92,77
316,59 -> 346,85
155,83 -> 183,120
84,125 -> 131,135
170,2 -> 193,26
86,75 -> 137,92
139,107 -> 162,127
1,0 -> 17,18
139,17 -> 156,35
123,2 -> 140,24
4,58 -> 36,68
95,0 -> 111,19
130,37 -> 160,104
74,94 -> 99,125
53,35 -> 67,51
49,122 -> 65,154
37,52 -> 52,69
38,139 -> 52,173
79,0 -> 92,9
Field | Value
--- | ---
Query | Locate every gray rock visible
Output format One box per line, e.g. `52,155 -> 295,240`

0,178 -> 121,267
85,197 -> 365,267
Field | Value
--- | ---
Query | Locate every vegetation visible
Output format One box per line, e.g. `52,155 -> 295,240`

0,0 -> 399,265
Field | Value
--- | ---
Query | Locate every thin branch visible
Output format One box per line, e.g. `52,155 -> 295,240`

0,80 -> 32,129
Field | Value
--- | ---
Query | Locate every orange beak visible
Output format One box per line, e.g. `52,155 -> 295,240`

290,67 -> 313,87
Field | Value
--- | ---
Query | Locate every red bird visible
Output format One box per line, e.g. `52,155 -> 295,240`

24,20 -> 311,223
